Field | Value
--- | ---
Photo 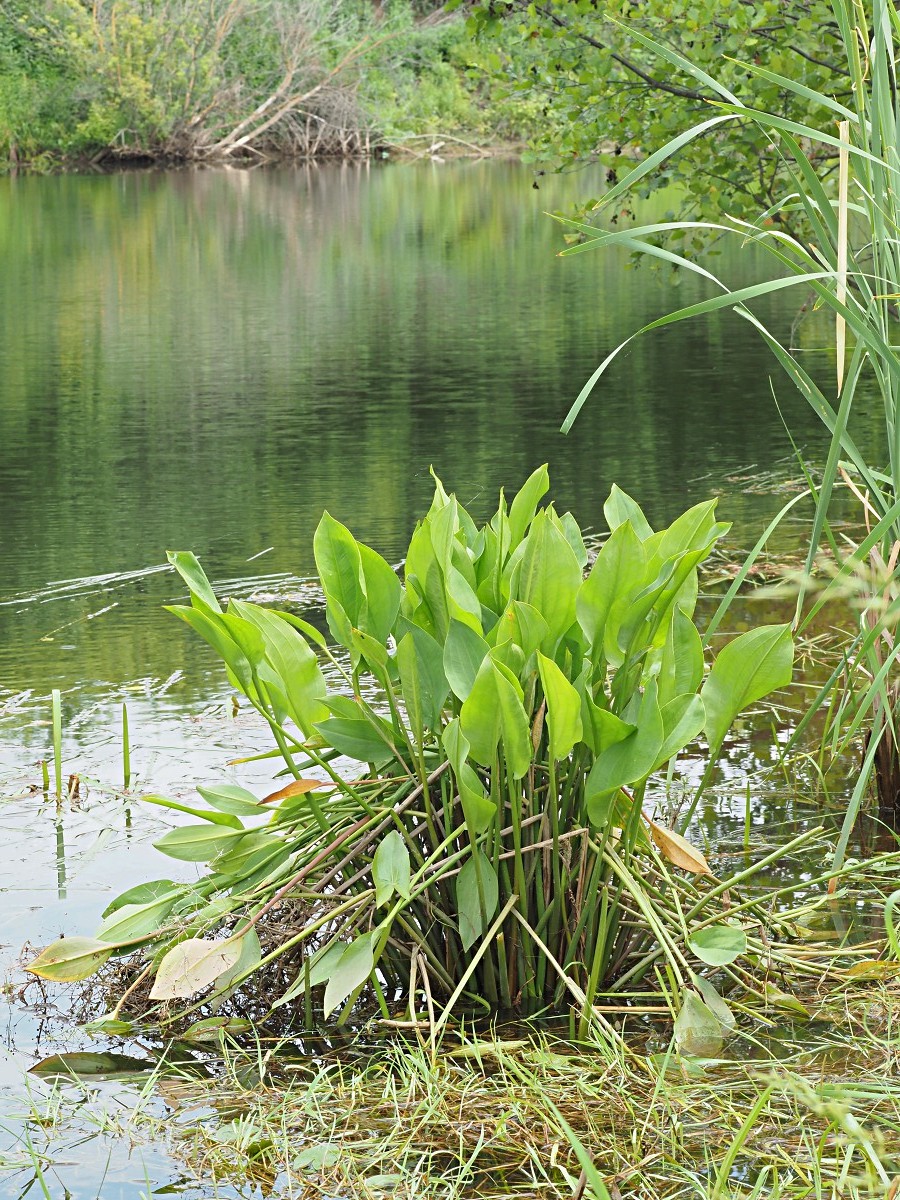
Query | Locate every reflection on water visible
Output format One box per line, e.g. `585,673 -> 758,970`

0,160 -> 853,747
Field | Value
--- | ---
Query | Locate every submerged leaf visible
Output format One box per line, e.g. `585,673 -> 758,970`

150,938 -> 242,1001
30,1051 -> 153,1080
691,974 -> 736,1030
674,989 -> 723,1057
689,923 -> 747,966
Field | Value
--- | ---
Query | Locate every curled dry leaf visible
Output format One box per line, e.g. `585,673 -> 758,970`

645,817 -> 711,875
261,778 -> 330,804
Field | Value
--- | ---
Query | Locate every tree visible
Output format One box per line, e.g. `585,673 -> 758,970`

465,1 -> 846,234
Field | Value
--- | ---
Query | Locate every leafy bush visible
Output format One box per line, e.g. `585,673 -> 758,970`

29,470 -> 792,1031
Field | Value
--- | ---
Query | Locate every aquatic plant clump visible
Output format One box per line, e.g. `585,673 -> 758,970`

28,468 -> 793,1033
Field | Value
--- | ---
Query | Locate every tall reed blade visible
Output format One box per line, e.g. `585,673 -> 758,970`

51,689 -> 62,800
836,118 -> 850,394
122,702 -> 131,792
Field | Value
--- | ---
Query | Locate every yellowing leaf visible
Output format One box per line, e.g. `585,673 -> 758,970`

27,937 -> 114,982
645,817 -> 711,875
149,938 -> 242,1001
261,778 -> 330,805
846,960 -> 900,981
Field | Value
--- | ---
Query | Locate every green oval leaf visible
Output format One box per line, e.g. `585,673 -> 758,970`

322,934 -> 374,1018
701,624 -> 793,754
456,849 -> 499,952
27,937 -> 114,983
372,830 -> 412,908
689,923 -> 747,966
152,824 -> 245,862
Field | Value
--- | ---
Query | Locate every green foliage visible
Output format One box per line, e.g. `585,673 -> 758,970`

553,0 -> 900,845
29,470 -> 793,1032
0,0 -> 531,165
467,0 -> 843,235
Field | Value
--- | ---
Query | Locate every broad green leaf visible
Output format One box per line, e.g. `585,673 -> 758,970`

577,521 -> 648,665
456,849 -> 499,951
358,542 -> 401,643
674,988 -> 723,1057
167,550 -> 222,615
445,562 -> 483,634
701,624 -> 794,754
507,463 -> 550,548
459,655 -> 502,766
559,511 -> 588,568
397,626 -> 448,735
538,652 -> 583,760
314,512 -> 365,640
197,782 -> 264,817
514,510 -> 582,650
492,657 -> 532,778
444,618 -> 490,702
372,831 -> 412,907
314,715 -> 396,765
166,605 -> 256,694
219,612 -> 266,669
27,937 -> 114,983
653,500 -> 724,561
457,761 -> 496,834
150,937 -> 243,1000
586,678 -> 663,820
101,879 -> 182,919
153,824 -> 245,862
658,607 -> 704,706
653,694 -> 705,772
323,934 -> 374,1017
492,601 -> 549,659
689,924 -> 747,966
141,793 -> 243,828
308,941 -> 347,989
460,655 -> 531,776
443,719 -> 495,833
228,601 -> 329,735
95,895 -> 180,944
603,485 -> 653,540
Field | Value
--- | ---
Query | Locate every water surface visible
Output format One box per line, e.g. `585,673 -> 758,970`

0,160 -> 865,1197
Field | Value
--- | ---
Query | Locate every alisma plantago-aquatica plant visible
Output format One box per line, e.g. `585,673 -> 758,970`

28,468 -> 792,1033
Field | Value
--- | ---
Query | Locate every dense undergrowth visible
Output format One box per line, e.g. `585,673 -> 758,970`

0,0 -> 537,168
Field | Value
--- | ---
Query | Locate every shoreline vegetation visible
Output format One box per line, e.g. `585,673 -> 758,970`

0,1 -> 533,172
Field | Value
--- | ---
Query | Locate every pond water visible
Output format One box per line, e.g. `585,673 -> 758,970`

0,160 -> 870,1197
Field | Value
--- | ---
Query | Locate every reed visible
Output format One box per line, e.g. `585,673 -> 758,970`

558,0 -> 900,844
